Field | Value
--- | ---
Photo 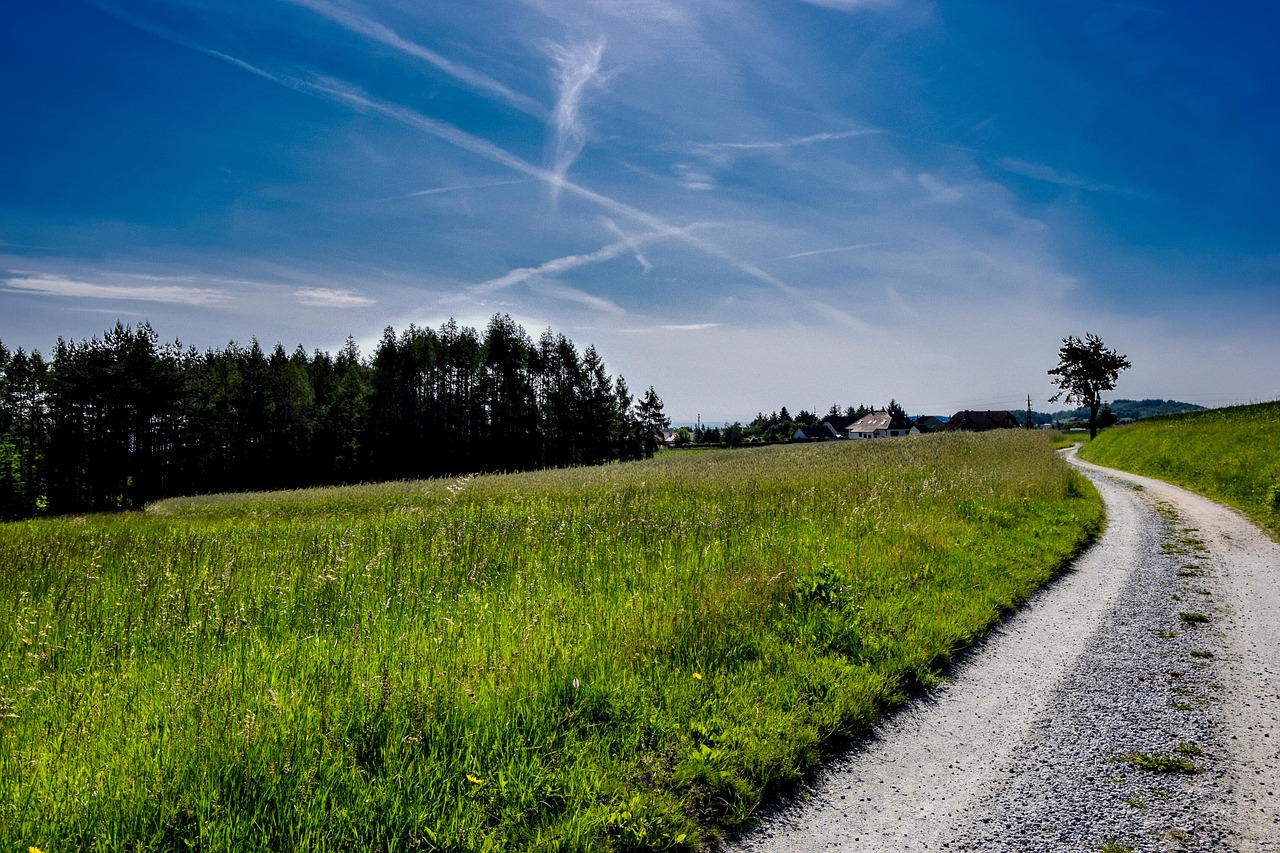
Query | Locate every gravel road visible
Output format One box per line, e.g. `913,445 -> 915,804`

723,450 -> 1280,852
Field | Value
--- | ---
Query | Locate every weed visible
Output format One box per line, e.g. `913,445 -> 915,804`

1124,796 -> 1147,808
1177,566 -> 1205,577
1120,752 -> 1197,774
1098,842 -> 1134,853
1174,742 -> 1202,756
1157,631 -> 1177,639
1179,611 -> 1209,625
1189,650 -> 1213,659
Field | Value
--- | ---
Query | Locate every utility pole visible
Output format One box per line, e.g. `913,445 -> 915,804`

1026,394 -> 1034,429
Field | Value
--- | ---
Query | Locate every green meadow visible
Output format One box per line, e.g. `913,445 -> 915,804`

1,432 -> 1101,852
1081,400 -> 1280,540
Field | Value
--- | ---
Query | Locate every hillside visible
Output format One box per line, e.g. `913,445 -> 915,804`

1079,400 -> 1280,540
1046,398 -> 1205,424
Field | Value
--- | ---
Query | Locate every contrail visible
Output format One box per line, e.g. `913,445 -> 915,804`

778,242 -> 882,260
601,218 -> 654,273
90,17 -> 862,327
403,179 -> 536,197
694,129 -> 881,153
284,0 -> 546,118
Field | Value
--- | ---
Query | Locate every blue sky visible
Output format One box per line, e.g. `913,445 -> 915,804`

3,0 -> 1278,422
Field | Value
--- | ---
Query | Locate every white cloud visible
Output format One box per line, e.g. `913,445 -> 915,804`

403,178 -> 536,197
530,279 -> 625,315
673,163 -> 715,191
547,39 -> 608,205
778,243 -> 882,260
692,129 -> 881,154
798,0 -> 900,11
917,173 -> 964,204
294,287 -> 375,308
2,273 -> 229,306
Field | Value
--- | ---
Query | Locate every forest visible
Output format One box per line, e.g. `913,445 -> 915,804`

0,316 -> 668,519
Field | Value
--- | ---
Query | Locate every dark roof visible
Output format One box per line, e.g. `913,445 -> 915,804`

942,410 -> 1023,431
913,415 -> 947,433
824,415 -> 861,432
794,423 -> 839,440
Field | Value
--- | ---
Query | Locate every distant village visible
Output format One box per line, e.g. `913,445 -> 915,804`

662,398 -> 1202,447
665,406 -> 1035,447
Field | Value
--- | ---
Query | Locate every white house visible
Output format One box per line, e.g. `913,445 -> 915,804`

846,410 -> 919,440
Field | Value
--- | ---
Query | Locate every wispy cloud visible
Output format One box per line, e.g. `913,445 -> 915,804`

294,287 -> 375,308
660,323 -> 720,331
917,172 -> 963,204
798,0 -> 900,11
2,273 -> 229,306
284,0 -> 546,118
530,280 -> 625,315
673,163 -> 715,191
469,226 -> 681,297
403,178 -> 536,197
997,157 -> 1120,193
692,129 -> 881,154
547,39 -> 608,206
778,242 -> 883,260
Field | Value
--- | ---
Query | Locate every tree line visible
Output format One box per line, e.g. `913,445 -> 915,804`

0,317 -> 669,520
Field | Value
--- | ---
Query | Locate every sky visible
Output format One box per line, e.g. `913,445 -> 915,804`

2,0 -> 1278,422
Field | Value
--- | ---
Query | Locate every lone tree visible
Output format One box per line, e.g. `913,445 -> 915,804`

1048,333 -> 1131,439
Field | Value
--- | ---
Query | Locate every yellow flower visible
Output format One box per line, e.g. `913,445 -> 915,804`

692,672 -> 703,680
466,773 -> 484,785
30,846 -> 45,853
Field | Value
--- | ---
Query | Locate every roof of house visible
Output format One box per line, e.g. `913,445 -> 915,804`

794,423 -> 839,440
942,410 -> 1023,431
848,410 -> 915,433
824,415 -> 861,432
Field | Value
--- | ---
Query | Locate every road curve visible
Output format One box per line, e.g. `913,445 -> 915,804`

722,450 -> 1280,852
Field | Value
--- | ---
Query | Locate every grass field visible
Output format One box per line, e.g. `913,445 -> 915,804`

1,431 -> 1101,852
1081,400 -> 1280,540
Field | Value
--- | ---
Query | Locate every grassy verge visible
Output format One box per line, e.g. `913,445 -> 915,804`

1,431 -> 1100,852
1080,400 -> 1280,540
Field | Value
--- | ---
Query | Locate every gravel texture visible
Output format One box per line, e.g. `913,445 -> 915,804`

722,450 -> 1280,852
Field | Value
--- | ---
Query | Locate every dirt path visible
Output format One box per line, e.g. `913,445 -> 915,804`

723,451 -> 1280,852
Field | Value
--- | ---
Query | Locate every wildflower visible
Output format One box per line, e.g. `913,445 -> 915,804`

30,847 -> 45,853
692,672 -> 703,680
572,678 -> 580,690
466,774 -> 484,785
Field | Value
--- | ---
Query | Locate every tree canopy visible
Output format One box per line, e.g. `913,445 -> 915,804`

1048,333 -> 1132,439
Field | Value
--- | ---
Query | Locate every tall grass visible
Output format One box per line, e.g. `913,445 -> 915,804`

1080,400 -> 1280,540
1,432 -> 1100,851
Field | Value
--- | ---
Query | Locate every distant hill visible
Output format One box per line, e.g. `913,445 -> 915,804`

1047,398 -> 1205,424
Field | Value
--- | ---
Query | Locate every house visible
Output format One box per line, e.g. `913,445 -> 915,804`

793,423 -> 840,441
846,410 -> 919,440
942,410 -> 1024,432
913,415 -> 948,433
